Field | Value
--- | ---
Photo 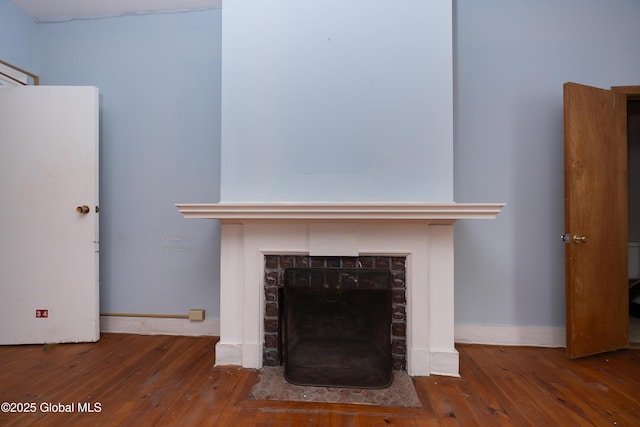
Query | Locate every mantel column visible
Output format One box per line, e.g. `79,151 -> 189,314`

427,224 -> 458,376
215,223 -> 245,366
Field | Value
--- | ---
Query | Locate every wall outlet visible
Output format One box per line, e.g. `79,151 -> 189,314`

188,309 -> 205,321
36,309 -> 48,318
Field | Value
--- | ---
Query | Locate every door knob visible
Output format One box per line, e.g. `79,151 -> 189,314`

76,205 -> 90,214
573,235 -> 589,244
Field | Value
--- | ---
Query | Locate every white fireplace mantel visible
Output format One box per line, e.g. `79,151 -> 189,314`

176,202 -> 504,222
176,201 -> 504,377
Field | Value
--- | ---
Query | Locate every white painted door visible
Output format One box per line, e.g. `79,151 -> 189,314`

0,86 -> 99,344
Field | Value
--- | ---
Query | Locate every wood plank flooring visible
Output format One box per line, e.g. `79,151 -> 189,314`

0,334 -> 638,426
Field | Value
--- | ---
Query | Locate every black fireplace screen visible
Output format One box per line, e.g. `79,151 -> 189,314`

283,268 -> 392,389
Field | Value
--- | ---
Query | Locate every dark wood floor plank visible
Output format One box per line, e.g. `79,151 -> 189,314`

457,345 -> 553,427
1,335 -> 640,426
516,347 -> 640,426
458,345 -> 602,426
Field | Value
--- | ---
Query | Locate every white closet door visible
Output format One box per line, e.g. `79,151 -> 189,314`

0,86 -> 99,344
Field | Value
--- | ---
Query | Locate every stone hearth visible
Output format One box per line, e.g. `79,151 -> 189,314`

249,366 -> 422,407
176,202 -> 504,377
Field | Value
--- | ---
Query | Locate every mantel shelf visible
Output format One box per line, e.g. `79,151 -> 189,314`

175,202 -> 505,222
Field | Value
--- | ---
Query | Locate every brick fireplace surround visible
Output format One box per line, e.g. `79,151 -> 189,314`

176,202 -> 504,377
264,254 -> 408,372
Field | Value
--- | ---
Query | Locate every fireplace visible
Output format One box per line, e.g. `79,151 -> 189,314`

263,257 -> 406,388
263,256 -> 407,372
283,267 -> 391,388
175,202 -> 505,377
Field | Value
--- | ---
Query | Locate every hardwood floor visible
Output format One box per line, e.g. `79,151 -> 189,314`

1,334 -> 639,426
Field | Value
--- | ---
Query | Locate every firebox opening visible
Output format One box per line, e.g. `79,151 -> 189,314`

283,268 -> 392,389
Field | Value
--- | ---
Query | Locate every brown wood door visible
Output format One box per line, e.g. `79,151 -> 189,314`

564,82 -> 628,358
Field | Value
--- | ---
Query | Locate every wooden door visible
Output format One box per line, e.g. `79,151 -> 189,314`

564,82 -> 628,358
0,86 -> 99,344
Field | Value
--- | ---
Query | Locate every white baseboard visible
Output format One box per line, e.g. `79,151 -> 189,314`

100,316 -> 220,337
99,317 -> 565,349
454,324 -> 566,348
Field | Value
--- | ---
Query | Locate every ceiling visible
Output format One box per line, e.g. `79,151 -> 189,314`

11,0 -> 222,20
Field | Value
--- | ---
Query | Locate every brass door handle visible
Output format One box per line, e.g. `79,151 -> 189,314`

573,235 -> 589,244
76,205 -> 90,214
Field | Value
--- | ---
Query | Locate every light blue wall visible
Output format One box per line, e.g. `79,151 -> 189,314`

221,0 -> 453,202
454,0 -> 640,327
0,0 -> 36,70
4,0 -> 640,331
32,10 -> 222,317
